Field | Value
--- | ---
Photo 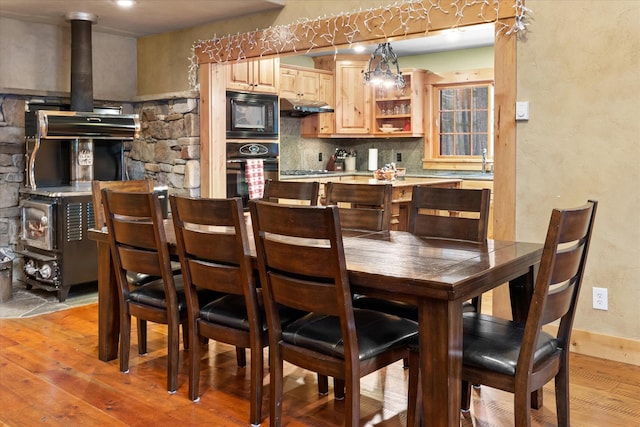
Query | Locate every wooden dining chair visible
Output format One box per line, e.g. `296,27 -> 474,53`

324,181 -> 393,232
263,179 -> 320,205
93,179 -> 157,285
411,185 -> 491,312
250,200 -> 418,427
408,185 -> 491,243
407,200 -> 598,427
102,188 -> 187,393
354,186 -> 491,321
171,195 -> 301,426
91,179 -> 154,230
93,179 -> 178,287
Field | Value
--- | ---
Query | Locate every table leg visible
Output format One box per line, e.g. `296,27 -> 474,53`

419,297 -> 463,427
97,239 -> 119,361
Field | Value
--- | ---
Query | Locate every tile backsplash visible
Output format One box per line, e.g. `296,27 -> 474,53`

279,117 -> 424,172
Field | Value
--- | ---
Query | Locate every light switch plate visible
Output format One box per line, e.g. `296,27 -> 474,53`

516,101 -> 530,121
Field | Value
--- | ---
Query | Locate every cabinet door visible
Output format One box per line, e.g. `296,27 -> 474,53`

334,60 -> 371,135
227,58 -> 278,93
280,67 -> 320,100
301,72 -> 335,137
252,58 -> 279,93
298,69 -> 320,100
279,67 -> 299,98
226,61 -> 252,91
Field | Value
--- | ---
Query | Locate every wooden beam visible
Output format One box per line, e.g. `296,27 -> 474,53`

492,17 -> 517,319
194,0 -> 520,64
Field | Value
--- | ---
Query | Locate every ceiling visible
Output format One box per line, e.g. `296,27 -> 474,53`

0,0 -> 494,54
0,0 -> 286,38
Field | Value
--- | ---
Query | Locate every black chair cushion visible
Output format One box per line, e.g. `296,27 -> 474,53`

126,261 -> 182,287
462,313 -> 559,376
200,294 -> 305,333
282,308 -> 418,360
352,295 -> 477,321
128,275 -> 187,311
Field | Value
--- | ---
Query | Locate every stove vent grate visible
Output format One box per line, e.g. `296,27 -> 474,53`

66,202 -> 84,242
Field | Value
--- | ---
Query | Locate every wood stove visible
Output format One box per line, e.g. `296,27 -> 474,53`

19,107 -> 140,301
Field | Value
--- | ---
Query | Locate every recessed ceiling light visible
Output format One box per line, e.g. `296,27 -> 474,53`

352,44 -> 366,53
115,0 -> 136,8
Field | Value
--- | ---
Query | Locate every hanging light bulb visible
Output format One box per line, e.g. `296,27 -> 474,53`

363,42 -> 406,90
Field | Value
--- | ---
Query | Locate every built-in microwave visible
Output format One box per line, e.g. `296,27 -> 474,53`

226,91 -> 279,139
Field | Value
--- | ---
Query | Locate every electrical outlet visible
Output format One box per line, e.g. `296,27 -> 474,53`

396,152 -> 402,162
318,152 -> 322,162
593,287 -> 608,310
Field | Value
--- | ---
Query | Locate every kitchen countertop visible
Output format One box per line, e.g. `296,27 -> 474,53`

280,170 -> 493,181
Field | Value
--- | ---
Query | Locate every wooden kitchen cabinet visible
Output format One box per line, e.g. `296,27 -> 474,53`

226,57 -> 279,93
373,68 -> 426,137
280,65 -> 320,100
301,71 -> 335,137
314,55 -> 372,136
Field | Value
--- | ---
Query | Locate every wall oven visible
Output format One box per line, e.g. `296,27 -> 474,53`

226,142 -> 279,208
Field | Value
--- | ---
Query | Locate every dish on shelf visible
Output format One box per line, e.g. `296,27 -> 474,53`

379,127 -> 402,133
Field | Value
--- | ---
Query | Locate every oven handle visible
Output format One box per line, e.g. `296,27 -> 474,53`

226,158 -> 278,164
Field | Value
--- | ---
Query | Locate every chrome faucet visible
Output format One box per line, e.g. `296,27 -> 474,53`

481,148 -> 487,173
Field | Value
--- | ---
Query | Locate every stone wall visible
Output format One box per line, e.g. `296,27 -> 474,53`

128,96 -> 200,197
0,96 -> 24,261
0,93 -> 201,275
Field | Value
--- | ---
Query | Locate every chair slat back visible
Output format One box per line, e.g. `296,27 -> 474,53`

250,200 -> 351,319
409,186 -> 491,242
102,189 -> 176,297
520,200 -> 597,371
92,179 -> 154,229
171,196 -> 252,297
263,179 -> 320,206
325,182 -> 392,232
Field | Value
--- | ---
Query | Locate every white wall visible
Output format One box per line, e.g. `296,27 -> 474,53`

0,17 -> 137,101
517,1 -> 640,343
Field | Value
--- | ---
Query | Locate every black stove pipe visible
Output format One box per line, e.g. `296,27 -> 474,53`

66,12 -> 96,112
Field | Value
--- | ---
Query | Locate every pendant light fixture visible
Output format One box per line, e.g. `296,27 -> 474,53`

363,42 -> 405,89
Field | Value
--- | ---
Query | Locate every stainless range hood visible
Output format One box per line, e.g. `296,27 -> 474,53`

280,98 -> 334,117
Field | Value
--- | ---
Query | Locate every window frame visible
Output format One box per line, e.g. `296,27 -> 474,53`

423,69 -> 495,171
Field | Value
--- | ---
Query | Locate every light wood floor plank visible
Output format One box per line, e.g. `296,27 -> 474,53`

1,303 -> 639,426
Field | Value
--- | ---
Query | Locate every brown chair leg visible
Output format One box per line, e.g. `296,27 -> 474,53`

119,312 -> 131,373
188,330 -> 201,401
249,344 -> 264,426
182,322 -> 189,350
407,350 -> 422,427
461,380 -> 472,412
531,388 -> 543,409
167,318 -> 180,393
555,360 -> 570,427
334,378 -> 345,400
514,386 -> 532,427
317,374 -> 329,396
137,318 -> 147,355
236,347 -> 246,367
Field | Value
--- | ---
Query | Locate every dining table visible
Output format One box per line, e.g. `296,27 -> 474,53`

88,217 -> 542,427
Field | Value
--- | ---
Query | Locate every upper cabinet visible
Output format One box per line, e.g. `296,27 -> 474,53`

314,55 -> 372,136
280,65 -> 321,100
226,57 -> 280,94
372,68 -> 426,137
301,71 -> 335,137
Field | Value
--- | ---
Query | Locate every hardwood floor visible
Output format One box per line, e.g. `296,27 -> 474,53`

1,303 -> 639,426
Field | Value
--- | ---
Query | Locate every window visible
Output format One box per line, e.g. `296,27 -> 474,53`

426,79 -> 494,168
